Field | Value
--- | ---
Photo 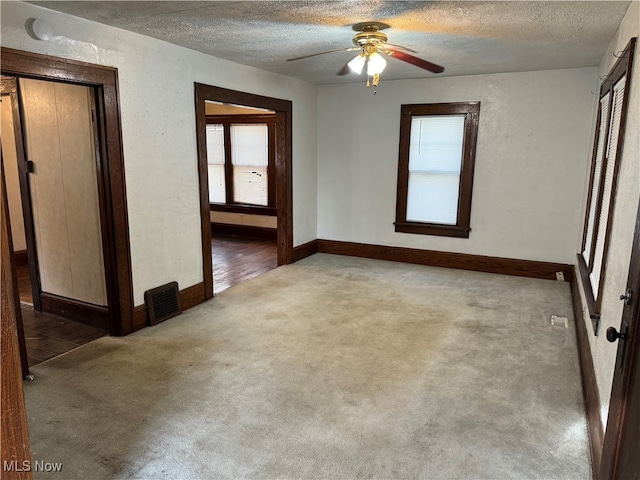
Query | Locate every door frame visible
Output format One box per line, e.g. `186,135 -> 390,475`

194,84 -> 293,299
1,48 -> 134,335
0,76 -> 42,313
600,192 -> 640,479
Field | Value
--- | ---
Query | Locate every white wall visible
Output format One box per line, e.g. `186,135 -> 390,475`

1,1 -> 318,305
317,68 -> 597,264
575,1 -> 640,427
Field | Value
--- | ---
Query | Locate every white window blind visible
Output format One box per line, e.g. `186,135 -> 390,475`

582,93 -> 610,266
231,124 -> 268,206
206,124 -> 226,203
406,115 -> 465,225
590,77 -> 626,296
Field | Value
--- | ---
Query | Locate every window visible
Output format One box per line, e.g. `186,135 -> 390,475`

579,38 -> 635,332
395,102 -> 480,238
206,115 -> 275,210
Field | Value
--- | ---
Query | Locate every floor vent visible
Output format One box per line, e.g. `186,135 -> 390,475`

144,282 -> 182,325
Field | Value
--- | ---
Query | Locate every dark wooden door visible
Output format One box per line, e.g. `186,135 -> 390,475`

600,198 -> 640,479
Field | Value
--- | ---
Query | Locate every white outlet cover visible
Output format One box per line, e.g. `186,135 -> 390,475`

551,315 -> 568,328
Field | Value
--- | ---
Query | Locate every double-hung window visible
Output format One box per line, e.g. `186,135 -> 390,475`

395,102 -> 480,238
206,115 -> 275,210
579,38 -> 635,333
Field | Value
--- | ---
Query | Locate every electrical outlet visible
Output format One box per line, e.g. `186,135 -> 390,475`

555,271 -> 565,282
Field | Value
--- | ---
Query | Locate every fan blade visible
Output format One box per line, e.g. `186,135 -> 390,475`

386,48 -> 444,74
287,47 -> 358,62
337,61 -> 352,76
381,43 -> 418,54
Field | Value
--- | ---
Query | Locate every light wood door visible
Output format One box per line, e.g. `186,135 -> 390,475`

19,79 -> 107,306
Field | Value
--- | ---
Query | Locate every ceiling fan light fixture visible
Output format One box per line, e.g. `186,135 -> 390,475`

367,51 -> 386,75
348,54 -> 366,75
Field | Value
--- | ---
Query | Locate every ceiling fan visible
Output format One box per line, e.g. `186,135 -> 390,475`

287,22 -> 444,88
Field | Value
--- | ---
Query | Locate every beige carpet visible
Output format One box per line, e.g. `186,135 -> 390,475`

25,253 -> 590,479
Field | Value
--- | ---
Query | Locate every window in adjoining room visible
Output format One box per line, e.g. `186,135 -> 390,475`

395,102 -> 480,238
206,115 -> 275,209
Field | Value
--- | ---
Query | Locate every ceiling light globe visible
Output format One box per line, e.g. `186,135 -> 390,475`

367,52 -> 386,75
348,54 -> 366,75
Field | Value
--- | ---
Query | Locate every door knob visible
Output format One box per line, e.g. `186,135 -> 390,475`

620,289 -> 632,304
606,327 -> 627,343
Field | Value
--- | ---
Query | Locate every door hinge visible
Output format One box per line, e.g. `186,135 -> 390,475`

26,160 -> 35,173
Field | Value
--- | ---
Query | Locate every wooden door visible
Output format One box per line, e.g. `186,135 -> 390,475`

18,78 -> 107,307
600,198 -> 640,479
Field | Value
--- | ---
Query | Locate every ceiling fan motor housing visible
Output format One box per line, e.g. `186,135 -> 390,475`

352,26 -> 388,49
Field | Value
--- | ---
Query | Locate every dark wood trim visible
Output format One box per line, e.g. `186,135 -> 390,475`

1,77 -> 42,311
210,203 -> 277,216
195,83 -> 293,301
292,240 -> 318,263
317,239 -> 573,281
222,120 -> 234,204
571,277 -> 603,477
1,159 -> 29,379
206,114 -> 275,123
132,282 -> 206,332
395,102 -> 480,238
1,48 -> 134,336
578,254 -> 601,335
394,221 -> 470,238
40,293 -> 109,330
13,250 -> 28,267
1,154 -> 33,478
211,223 -> 276,240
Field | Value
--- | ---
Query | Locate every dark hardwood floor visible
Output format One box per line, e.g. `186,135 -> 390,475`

212,234 -> 278,294
22,307 -> 107,366
16,264 -> 33,304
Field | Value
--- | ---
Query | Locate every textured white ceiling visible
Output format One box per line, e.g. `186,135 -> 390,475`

31,1 -> 631,84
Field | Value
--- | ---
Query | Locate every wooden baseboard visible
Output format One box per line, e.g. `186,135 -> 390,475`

316,239 -> 574,281
133,282 -> 206,332
571,271 -> 603,476
211,223 -> 276,240
292,240 -> 318,263
13,250 -> 28,267
40,293 -> 109,330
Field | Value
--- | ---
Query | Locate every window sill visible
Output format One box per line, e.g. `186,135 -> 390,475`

210,203 -> 276,216
394,221 -> 470,238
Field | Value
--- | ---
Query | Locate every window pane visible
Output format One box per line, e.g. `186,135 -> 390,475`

206,124 -> 225,203
409,115 -> 465,172
407,173 -> 460,224
406,115 -> 464,224
590,78 -> 625,297
231,124 -> 268,205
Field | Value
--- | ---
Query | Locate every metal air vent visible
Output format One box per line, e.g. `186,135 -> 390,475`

144,281 -> 181,325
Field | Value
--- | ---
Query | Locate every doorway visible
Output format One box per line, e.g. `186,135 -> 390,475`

205,101 -> 278,293
1,47 -> 134,336
1,76 -> 112,365
194,84 -> 293,299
